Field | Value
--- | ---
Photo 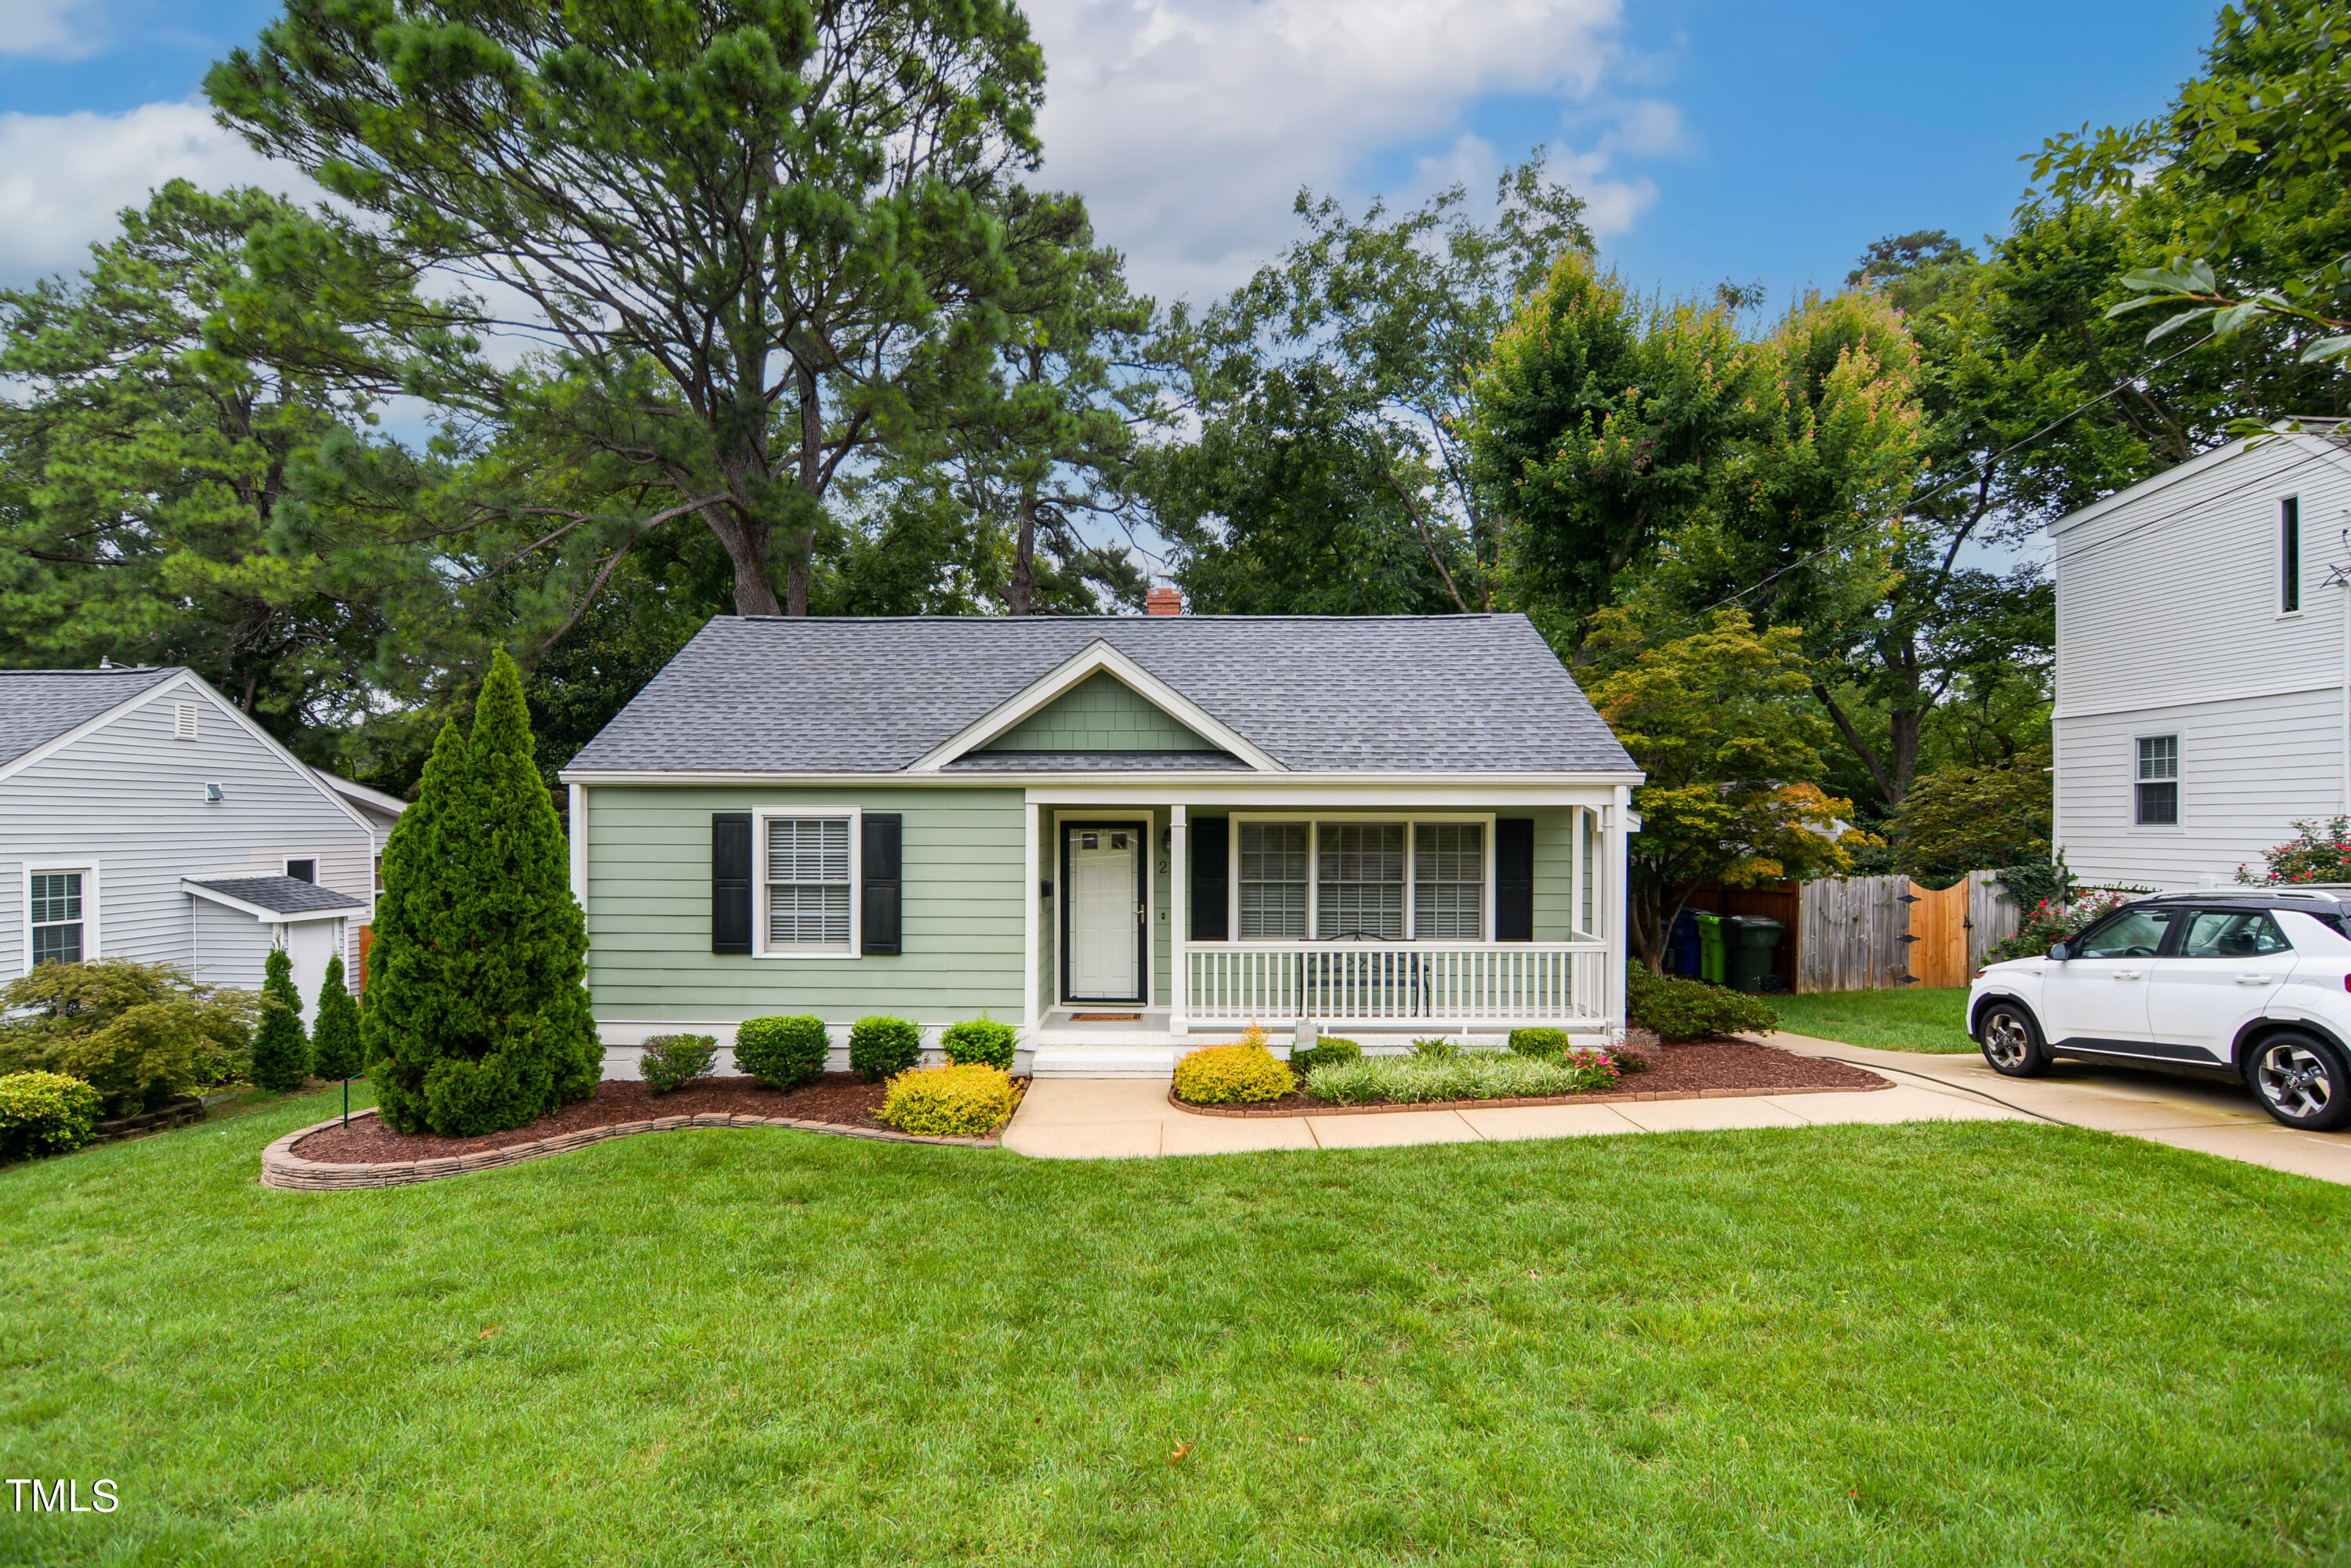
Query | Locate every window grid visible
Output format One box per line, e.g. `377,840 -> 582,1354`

1413,823 -> 1484,939
766,818 -> 852,947
2135,735 -> 2179,827
1317,824 -> 1405,940
1238,822 -> 1308,939
31,872 -> 83,966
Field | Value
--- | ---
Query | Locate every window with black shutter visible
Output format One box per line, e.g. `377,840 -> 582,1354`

1495,818 -> 1534,941
1190,816 -> 1229,940
711,813 -> 753,954
861,813 -> 902,955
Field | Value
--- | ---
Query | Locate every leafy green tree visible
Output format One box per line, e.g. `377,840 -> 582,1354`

0,960 -> 255,1110
250,946 -> 311,1093
1583,610 -> 1870,971
210,0 -> 1049,618
1889,745 -> 2053,882
1469,252 -> 1750,650
0,183 -> 429,750
364,647 -> 597,1136
309,954 -> 364,1081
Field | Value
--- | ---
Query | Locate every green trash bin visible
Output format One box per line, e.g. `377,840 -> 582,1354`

1697,914 -> 1727,985
1727,915 -> 1786,994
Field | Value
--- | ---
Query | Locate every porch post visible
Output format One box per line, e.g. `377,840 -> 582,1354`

1168,805 -> 1189,1034
1606,786 -> 1631,1034
1022,795 -> 1040,1037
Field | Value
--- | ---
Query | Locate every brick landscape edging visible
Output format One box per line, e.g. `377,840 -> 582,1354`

1168,1076 -> 1893,1119
261,1107 -> 1002,1191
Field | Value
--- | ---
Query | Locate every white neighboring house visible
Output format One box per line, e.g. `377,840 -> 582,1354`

2053,420 -> 2351,889
0,666 -> 399,1021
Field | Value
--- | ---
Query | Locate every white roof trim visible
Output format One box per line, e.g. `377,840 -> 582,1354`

313,768 -> 408,817
902,639 -> 1287,774
181,879 -> 361,923
0,670 -> 177,788
2049,427 -> 2351,538
560,767 -> 1646,788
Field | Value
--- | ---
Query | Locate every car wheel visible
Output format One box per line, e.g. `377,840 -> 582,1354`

2247,1032 -> 2351,1132
1978,1002 -> 2051,1077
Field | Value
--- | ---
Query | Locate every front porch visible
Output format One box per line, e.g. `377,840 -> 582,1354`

1023,794 -> 1629,1077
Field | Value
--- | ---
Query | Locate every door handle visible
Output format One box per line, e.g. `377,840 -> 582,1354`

2112,971 -> 2141,980
2235,975 -> 2273,985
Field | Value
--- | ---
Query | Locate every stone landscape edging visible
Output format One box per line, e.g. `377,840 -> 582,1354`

261,1106 -> 1002,1191
1168,1076 -> 1893,1119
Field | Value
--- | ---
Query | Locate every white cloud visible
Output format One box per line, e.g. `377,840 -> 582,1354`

0,102 -> 325,287
0,0 -> 106,60
1026,0 -> 1657,303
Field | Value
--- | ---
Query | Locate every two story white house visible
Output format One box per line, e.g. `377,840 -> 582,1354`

0,666 -> 396,1019
2053,420 -> 2351,888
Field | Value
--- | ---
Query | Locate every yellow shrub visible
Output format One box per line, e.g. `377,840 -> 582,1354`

877,1063 -> 1018,1137
1173,1042 -> 1294,1105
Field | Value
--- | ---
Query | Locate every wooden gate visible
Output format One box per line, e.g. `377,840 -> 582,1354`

1905,878 -> 1970,989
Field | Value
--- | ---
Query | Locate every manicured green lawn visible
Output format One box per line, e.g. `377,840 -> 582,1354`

5,1085 -> 2349,1566
1768,985 -> 1979,1052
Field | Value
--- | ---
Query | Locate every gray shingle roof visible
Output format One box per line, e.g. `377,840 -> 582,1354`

567,615 -> 1635,776
185,876 -> 367,915
0,668 -> 183,768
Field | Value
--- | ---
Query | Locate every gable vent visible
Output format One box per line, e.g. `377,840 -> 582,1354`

173,701 -> 199,741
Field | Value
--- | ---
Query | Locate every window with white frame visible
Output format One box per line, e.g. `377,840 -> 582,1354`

31,872 -> 85,965
2135,735 -> 2179,826
1413,824 -> 1484,939
1237,822 -> 1308,938
1318,823 -> 1406,938
766,817 -> 853,951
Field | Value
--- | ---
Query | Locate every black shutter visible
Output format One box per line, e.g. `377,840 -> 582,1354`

1190,816 -> 1229,940
1496,818 -> 1534,941
862,813 -> 902,956
712,813 -> 753,955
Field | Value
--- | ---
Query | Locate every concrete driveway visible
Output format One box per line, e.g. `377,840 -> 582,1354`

1002,1034 -> 2351,1185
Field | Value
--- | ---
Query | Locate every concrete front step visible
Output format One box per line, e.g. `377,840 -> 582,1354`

1029,1045 -> 1186,1078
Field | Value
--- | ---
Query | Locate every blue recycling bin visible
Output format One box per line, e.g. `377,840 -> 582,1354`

1668,909 -> 1708,977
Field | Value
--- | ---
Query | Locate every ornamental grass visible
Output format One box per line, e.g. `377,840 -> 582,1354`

1304,1049 -> 1619,1106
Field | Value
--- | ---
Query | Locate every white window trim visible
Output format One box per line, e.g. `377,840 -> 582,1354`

2132,733 -> 2183,831
1051,809 -> 1155,1006
24,860 -> 99,972
281,854 -> 321,884
751,806 -> 862,960
1226,812 -> 1496,945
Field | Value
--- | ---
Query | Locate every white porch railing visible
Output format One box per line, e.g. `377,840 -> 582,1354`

1183,940 -> 1611,1027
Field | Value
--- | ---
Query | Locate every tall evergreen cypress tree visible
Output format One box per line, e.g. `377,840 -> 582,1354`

249,944 -> 311,1092
364,648 -> 600,1135
310,954 -> 363,1081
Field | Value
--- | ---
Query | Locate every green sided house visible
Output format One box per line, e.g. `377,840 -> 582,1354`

560,610 -> 1640,1077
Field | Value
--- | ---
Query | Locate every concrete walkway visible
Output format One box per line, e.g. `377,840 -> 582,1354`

1001,1035 -> 2351,1185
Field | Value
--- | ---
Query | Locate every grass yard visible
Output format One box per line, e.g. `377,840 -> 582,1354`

1766,985 -> 1978,1053
4,1086 -> 2349,1566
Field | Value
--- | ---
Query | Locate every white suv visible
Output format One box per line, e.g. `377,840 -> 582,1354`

1968,889 -> 2351,1131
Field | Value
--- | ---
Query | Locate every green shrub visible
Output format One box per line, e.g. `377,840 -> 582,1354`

310,955 -> 364,1081
1610,1028 -> 1659,1074
734,1016 -> 830,1089
1305,1049 -> 1619,1105
640,1034 -> 718,1094
877,1063 -> 1018,1137
849,1016 -> 923,1082
1290,1035 -> 1361,1072
941,1016 -> 1017,1070
1410,1036 -> 1459,1060
364,647 -> 600,1137
1173,1042 -> 1294,1104
1626,965 -> 1780,1041
0,959 -> 252,1110
0,1071 -> 106,1158
248,947 -> 311,1094
1508,1027 -> 1572,1059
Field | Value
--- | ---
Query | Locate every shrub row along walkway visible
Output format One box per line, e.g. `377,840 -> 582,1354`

1003,1035 -> 2351,1184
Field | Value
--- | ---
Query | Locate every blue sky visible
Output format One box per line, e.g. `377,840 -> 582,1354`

0,0 -> 2219,313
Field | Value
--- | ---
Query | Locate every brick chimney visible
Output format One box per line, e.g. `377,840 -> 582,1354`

1146,587 -> 1183,617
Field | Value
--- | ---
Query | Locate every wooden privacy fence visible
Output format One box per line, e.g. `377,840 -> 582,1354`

1682,871 -> 2023,993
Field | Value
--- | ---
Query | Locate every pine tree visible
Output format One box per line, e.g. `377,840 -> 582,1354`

310,954 -> 363,1081
249,944 -> 311,1093
364,647 -> 600,1135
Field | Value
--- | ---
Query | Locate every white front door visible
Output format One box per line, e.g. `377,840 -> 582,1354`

1066,825 -> 1141,1001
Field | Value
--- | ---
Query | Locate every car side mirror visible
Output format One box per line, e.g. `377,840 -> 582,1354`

2047,941 -> 2069,962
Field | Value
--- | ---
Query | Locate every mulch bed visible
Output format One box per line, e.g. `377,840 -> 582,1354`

1180,1038 -> 1889,1116
292,1074 -> 900,1164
